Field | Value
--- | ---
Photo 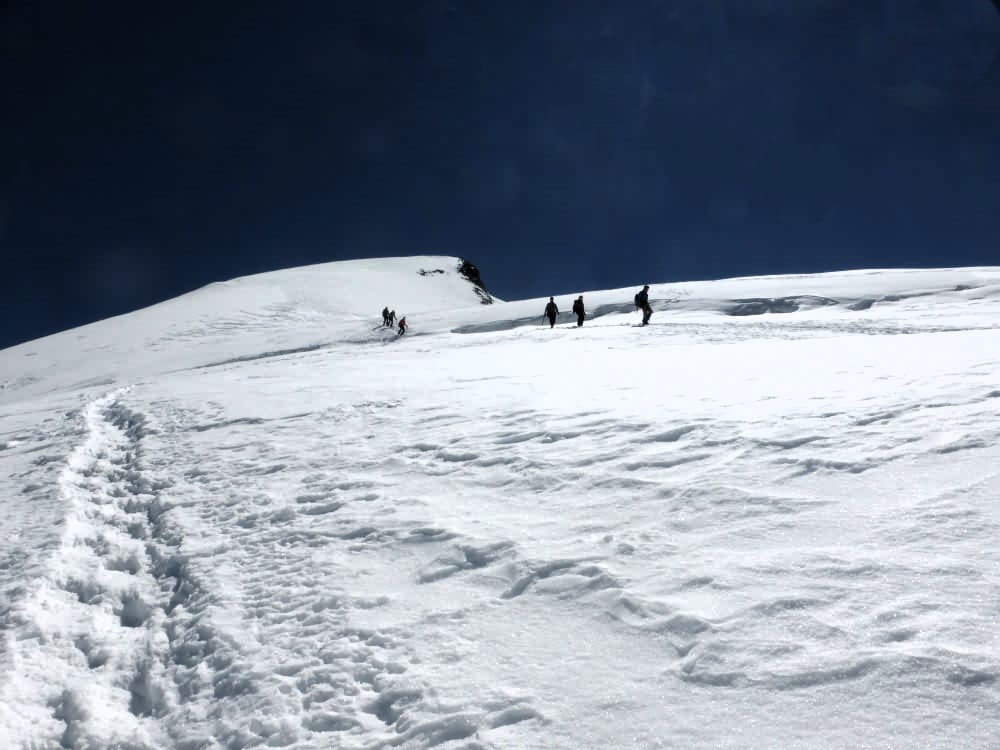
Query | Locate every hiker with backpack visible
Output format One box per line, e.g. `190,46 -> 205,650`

381,306 -> 390,326
572,296 -> 585,327
397,316 -> 408,336
543,297 -> 559,328
634,285 -> 652,326
387,310 -> 397,327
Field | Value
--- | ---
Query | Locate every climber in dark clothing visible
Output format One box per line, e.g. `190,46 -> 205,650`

572,296 -> 585,327
543,297 -> 559,328
381,306 -> 390,326
634,285 -> 652,326
387,310 -> 397,327
397,316 -> 408,335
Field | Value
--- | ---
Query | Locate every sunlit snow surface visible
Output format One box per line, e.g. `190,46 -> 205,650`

2,257 -> 1000,749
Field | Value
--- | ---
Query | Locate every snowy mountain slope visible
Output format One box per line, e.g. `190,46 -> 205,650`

0,256 -> 493,405
2,259 -> 1000,749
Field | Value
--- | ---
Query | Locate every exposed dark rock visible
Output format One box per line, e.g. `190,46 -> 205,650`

457,259 -> 494,304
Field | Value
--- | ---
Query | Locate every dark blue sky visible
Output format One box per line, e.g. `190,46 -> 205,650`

3,1 -> 999,348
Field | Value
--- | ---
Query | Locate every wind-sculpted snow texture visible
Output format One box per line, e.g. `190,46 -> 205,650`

2,258 -> 1000,748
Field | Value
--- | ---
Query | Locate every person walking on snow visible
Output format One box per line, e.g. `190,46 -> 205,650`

381,306 -> 390,326
397,316 -> 408,336
572,296 -> 585,327
387,310 -> 397,327
543,297 -> 559,328
634,285 -> 652,326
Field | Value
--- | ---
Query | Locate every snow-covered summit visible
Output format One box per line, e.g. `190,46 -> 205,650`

2,261 -> 1000,749
188,255 -> 496,316
0,256 -> 494,402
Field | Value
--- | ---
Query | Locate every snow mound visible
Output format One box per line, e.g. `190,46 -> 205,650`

0,256 -> 493,402
183,255 -> 495,317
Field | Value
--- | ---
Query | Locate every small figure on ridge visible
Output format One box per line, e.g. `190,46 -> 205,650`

572,295 -> 585,327
543,297 -> 559,328
634,285 -> 652,326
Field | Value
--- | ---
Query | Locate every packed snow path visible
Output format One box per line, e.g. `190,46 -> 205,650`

2,259 -> 1000,748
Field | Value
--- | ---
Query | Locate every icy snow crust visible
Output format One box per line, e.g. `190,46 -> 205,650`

1,256 -> 1000,748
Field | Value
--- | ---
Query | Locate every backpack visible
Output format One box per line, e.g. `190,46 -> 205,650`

634,293 -> 642,309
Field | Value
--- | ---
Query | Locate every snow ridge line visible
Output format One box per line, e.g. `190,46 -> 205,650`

0,390 -> 185,749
